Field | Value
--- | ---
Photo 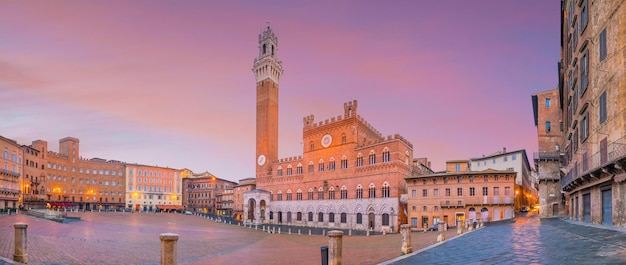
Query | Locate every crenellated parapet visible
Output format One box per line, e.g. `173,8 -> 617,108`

303,115 -> 315,130
344,100 -> 357,118
277,155 -> 303,164
355,133 -> 413,149
252,26 -> 283,84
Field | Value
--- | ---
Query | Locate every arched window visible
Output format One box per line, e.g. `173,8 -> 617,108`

308,212 -> 313,222
308,188 -> 314,200
263,44 -> 267,54
329,186 -> 335,200
296,189 -> 302,200
341,133 -> 347,144
434,206 -> 439,211
297,163 -> 303,175
286,165 -> 293,176
369,150 -> 376,165
341,155 -> 348,169
318,212 -> 324,222
382,148 -> 390,162
382,182 -> 390,198
318,187 -> 324,200
308,161 -> 314,173
423,206 -> 427,211
341,213 -> 347,223
297,212 -> 302,221
340,185 -> 348,199
369,183 -> 376,198
277,190 -> 283,201
382,213 -> 390,226
318,159 -> 325,172
356,185 -> 363,199
286,190 -> 292,201
277,166 -> 283,177
356,153 -> 364,167
310,141 -> 315,151
356,213 -> 363,224
329,158 -> 336,171
329,212 -> 335,223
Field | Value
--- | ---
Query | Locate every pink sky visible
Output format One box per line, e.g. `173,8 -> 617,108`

0,1 -> 559,182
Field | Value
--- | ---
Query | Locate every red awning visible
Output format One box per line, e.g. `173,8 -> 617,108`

156,205 -> 184,210
47,202 -> 73,207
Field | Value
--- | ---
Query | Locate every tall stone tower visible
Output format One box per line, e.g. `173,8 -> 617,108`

253,26 -> 283,177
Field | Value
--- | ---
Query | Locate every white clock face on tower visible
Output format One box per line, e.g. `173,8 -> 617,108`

257,155 -> 266,166
321,134 -> 332,148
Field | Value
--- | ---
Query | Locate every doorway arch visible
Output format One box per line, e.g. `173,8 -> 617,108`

247,199 -> 256,221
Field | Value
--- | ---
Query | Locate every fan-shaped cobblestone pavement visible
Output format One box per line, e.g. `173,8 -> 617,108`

0,211 -> 458,265
386,212 -> 626,265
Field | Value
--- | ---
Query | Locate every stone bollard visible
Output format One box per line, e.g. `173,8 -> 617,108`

278,227 -> 281,234
263,226 -> 265,232
309,229 -> 312,236
328,231 -> 343,265
13,223 -> 28,263
273,227 -> 276,234
289,228 -> 291,235
160,233 -> 179,265
322,230 -> 326,236
437,222 -> 446,242
298,229 -> 301,235
382,229 -> 386,236
457,220 -> 463,235
400,224 -> 413,255
348,229 -> 352,237
366,230 -> 370,236
255,224 -> 258,230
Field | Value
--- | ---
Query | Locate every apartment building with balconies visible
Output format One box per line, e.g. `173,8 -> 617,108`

558,0 -> 626,227
406,160 -> 516,229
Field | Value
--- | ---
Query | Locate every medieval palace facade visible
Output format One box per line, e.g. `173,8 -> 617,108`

244,27 -> 414,232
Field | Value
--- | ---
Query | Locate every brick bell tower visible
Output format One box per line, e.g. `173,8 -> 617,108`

253,26 -> 283,177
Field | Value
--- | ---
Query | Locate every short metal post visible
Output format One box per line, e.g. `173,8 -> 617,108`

321,246 -> 329,265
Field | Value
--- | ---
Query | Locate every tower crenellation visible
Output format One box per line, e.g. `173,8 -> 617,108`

344,100 -> 358,118
253,26 -> 283,84
303,115 -> 315,129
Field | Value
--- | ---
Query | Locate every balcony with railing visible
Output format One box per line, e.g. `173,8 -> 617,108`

0,188 -> 20,195
0,169 -> 20,178
562,136 -> 626,191
533,152 -> 561,161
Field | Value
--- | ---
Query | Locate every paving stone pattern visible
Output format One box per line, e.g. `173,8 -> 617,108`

0,212 -> 457,265
391,214 -> 626,265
